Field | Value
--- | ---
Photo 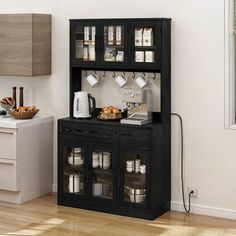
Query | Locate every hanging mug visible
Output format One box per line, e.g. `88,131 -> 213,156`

86,74 -> 99,87
135,76 -> 148,89
114,75 -> 128,88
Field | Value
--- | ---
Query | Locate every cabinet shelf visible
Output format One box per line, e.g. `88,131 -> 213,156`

134,46 -> 156,50
92,168 -> 113,175
64,166 -> 84,174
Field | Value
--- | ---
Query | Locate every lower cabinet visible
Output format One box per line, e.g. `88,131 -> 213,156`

0,116 -> 53,204
58,118 -> 170,220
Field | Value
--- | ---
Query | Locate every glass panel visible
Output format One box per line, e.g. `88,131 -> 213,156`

104,25 -> 124,63
75,26 -> 96,62
63,147 -> 85,196
134,27 -> 155,63
92,149 -> 113,200
123,152 -> 146,204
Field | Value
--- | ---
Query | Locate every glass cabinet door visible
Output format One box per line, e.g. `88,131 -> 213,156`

101,23 -> 128,66
131,21 -> 161,68
90,147 -> 114,201
121,149 -> 148,206
73,23 -> 98,64
63,146 -> 86,196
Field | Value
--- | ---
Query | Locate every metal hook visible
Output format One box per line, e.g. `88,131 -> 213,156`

84,71 -> 87,77
93,70 -> 97,76
112,71 -> 116,78
143,72 -> 146,78
103,71 -> 106,78
153,73 -> 156,80
122,71 -> 126,77
132,72 -> 135,79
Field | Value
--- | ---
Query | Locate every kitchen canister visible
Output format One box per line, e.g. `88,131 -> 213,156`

69,174 -> 80,193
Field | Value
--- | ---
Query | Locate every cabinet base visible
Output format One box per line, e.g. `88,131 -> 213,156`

58,195 -> 170,220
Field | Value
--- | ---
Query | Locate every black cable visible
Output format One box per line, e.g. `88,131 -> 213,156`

171,113 -> 193,213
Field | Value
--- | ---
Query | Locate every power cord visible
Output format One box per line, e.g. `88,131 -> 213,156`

171,113 -> 193,214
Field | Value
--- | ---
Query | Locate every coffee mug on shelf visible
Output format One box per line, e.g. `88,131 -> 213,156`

114,75 -> 128,88
135,76 -> 148,89
86,74 -> 99,87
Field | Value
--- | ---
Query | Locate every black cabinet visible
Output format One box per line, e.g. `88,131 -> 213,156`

59,18 -> 171,220
70,18 -> 166,70
58,118 -> 170,220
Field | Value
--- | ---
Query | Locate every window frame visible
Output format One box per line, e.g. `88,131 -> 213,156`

225,0 -> 236,129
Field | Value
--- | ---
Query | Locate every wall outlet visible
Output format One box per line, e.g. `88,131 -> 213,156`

188,187 -> 198,197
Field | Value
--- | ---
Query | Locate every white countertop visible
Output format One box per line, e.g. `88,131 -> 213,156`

0,114 -> 53,129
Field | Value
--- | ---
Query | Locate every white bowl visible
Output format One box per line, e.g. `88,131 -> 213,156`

73,147 -> 82,153
100,164 -> 111,169
129,194 -> 145,203
68,156 -> 84,166
126,167 -> 133,173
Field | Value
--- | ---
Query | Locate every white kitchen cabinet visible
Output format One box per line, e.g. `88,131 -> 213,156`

0,115 -> 53,204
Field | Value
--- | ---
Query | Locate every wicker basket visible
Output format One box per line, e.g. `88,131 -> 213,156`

9,109 -> 39,119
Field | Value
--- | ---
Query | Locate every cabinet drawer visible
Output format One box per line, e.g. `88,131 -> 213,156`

0,158 -> 20,191
120,128 -> 151,147
0,128 -> 17,159
59,123 -> 118,143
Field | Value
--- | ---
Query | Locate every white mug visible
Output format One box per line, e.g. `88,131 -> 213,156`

86,74 -> 99,87
114,75 -> 127,88
135,76 -> 147,89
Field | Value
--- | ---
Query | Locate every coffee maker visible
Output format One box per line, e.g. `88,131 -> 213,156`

120,88 -> 152,125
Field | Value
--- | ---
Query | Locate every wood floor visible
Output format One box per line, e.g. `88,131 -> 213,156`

0,194 -> 235,236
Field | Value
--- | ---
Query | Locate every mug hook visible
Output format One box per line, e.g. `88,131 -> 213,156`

153,73 -> 156,80
103,71 -> 106,78
132,72 -> 135,79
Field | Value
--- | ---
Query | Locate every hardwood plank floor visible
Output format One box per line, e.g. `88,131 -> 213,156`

0,194 -> 235,236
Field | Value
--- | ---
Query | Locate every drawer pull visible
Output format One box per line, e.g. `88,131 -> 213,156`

0,131 -> 14,135
0,161 -> 14,166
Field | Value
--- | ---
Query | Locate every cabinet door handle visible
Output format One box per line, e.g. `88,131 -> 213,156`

0,161 -> 14,166
0,131 -> 14,135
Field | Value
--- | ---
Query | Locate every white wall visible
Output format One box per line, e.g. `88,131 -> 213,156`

1,0 -> 236,219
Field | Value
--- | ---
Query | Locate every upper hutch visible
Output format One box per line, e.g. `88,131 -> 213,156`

58,18 -> 171,220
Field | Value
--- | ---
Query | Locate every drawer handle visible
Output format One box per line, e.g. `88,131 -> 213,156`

0,131 -> 14,135
0,161 -> 14,166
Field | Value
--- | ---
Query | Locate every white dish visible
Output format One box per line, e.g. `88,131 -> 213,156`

68,156 -> 84,166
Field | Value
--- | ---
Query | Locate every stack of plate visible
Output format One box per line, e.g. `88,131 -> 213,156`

99,152 -> 111,169
68,148 -> 84,167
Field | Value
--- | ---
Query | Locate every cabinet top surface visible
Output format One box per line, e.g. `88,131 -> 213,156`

59,117 -> 161,129
70,18 -> 171,22
0,114 -> 53,129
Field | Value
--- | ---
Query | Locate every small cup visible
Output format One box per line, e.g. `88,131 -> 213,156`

86,74 -> 99,87
140,165 -> 146,174
114,75 -> 127,88
135,76 -> 147,89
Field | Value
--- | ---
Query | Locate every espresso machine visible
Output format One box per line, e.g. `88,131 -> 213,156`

120,88 -> 152,125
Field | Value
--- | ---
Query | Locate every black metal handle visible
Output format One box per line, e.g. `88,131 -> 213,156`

88,94 -> 96,114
